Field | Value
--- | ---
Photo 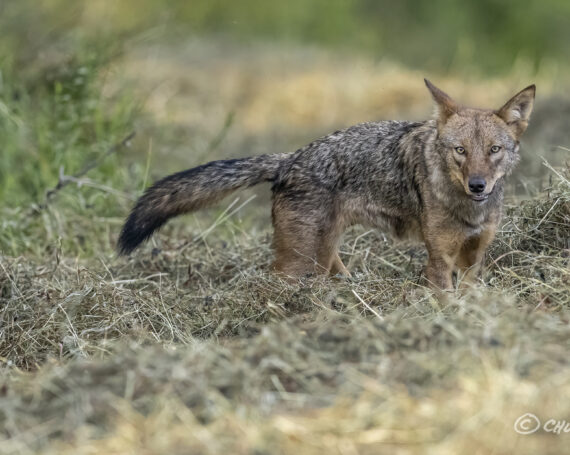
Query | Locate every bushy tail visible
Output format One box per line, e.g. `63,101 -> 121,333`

117,153 -> 287,255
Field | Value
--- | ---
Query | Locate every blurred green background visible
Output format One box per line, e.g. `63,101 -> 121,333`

1,0 -> 569,254
4,0 -> 570,73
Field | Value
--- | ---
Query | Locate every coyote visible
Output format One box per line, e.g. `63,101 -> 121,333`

118,79 -> 535,290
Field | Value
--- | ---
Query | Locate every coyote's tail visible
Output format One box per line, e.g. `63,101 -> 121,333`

117,153 -> 288,255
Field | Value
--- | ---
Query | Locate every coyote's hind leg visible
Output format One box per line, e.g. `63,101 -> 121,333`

271,198 -> 346,278
271,206 -> 321,277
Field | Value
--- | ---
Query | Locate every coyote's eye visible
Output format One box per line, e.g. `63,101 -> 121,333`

455,146 -> 466,154
490,145 -> 502,153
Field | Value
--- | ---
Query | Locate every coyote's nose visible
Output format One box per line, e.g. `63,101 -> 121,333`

468,177 -> 486,194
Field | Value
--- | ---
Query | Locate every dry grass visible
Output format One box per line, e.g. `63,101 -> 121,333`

120,39 -> 562,135
1,163 -> 569,454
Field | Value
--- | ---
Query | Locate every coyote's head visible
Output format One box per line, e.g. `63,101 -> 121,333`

425,79 -> 535,203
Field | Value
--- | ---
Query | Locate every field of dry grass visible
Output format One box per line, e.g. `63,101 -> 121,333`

1,38 -> 570,454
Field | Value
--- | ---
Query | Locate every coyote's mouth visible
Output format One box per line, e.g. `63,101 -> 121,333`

467,188 -> 495,202
464,185 -> 494,202
469,192 -> 491,202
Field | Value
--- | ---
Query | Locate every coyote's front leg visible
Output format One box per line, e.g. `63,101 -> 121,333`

456,224 -> 497,287
422,220 -> 466,291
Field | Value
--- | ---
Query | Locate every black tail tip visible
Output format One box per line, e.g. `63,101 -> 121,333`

117,239 -> 136,256
117,223 -> 143,256
117,213 -> 163,256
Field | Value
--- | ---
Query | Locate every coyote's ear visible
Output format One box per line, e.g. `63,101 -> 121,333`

496,85 -> 535,138
424,78 -> 459,128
